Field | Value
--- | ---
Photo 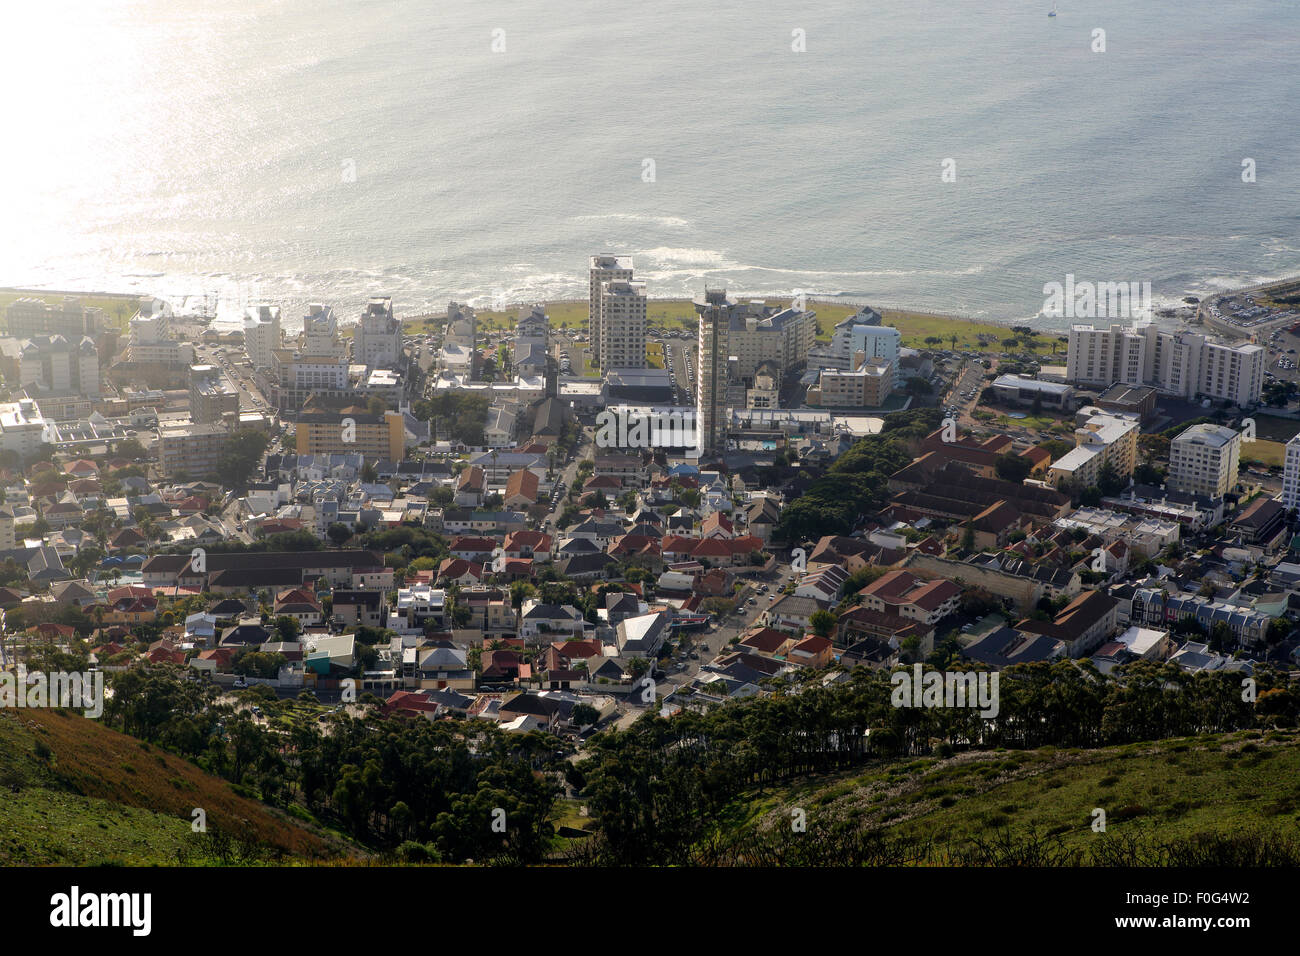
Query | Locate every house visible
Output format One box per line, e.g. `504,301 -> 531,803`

504,468 -> 541,509
616,610 -> 670,658
220,618 -> 273,647
332,589 -> 386,629
498,692 -> 561,731
787,634 -> 834,668
416,644 -> 475,690
738,627 -> 795,658
794,565 -> 848,604
438,557 -> 485,587
519,600 -> 587,642
1015,590 -> 1119,658
455,465 -> 485,507
859,569 -> 962,625
503,530 -> 553,560
449,536 -> 498,562
762,594 -> 824,633
274,588 -> 323,627
480,647 -> 529,685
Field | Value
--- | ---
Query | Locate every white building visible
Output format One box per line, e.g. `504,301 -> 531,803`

1066,323 -> 1264,406
1282,431 -> 1300,511
598,279 -> 647,371
1167,422 -> 1241,499
1047,409 -> 1139,489
808,305 -> 888,370
0,399 -> 48,462
17,335 -> 100,398
300,303 -> 346,360
352,296 -> 402,367
696,288 -> 732,457
243,304 -> 281,369
129,298 -> 193,366
589,254 -> 634,370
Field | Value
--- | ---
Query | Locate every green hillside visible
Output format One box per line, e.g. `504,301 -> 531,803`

0,708 -> 347,866
710,729 -> 1300,865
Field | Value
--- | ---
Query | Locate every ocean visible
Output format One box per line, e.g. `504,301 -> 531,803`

2,0 -> 1298,329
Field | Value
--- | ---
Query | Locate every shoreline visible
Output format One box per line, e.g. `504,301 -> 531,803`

6,270 -> 1300,339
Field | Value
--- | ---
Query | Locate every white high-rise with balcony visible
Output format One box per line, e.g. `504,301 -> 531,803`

1283,432 -> 1300,511
1167,422 -> 1241,499
243,304 -> 281,369
589,255 -> 634,369
598,279 -> 647,370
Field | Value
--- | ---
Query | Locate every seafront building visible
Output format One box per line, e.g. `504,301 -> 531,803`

597,279 -> 647,371
353,296 -> 402,367
1281,431 -> 1300,511
588,255 -> 634,371
243,304 -> 281,369
1047,408 -> 1139,489
1065,323 -> 1264,406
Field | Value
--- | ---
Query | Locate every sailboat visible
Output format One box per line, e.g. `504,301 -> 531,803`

1048,5 -> 1057,15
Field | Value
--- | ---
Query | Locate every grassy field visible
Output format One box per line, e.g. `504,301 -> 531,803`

647,341 -> 665,369
1241,438 -> 1286,468
0,706 -> 344,865
726,728 -> 1300,863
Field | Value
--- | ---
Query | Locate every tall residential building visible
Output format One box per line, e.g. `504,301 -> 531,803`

269,349 -> 349,413
242,304 -> 281,369
445,301 -> 477,349
6,297 -> 103,340
1283,431 -> 1300,511
353,296 -> 401,367
589,255 -> 634,369
17,335 -> 100,398
1167,422 -> 1241,499
0,399 -> 49,463
129,298 -> 194,366
1066,323 -> 1264,406
598,279 -> 647,370
300,304 -> 346,360
695,288 -> 732,458
189,365 -> 240,425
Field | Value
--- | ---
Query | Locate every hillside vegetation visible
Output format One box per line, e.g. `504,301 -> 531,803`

0,708 -> 340,865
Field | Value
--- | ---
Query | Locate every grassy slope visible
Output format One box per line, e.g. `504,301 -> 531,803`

727,729 -> 1300,861
0,708 -> 339,865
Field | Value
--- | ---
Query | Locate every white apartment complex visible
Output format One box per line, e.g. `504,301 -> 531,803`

1047,408 -> 1139,489
598,279 -> 647,371
1167,422 -> 1241,499
588,255 -> 634,370
1282,431 -> 1300,511
1066,323 -> 1264,406
17,336 -> 100,398
243,304 -> 281,369
300,304 -> 347,361
353,296 -> 402,367
129,299 -> 194,366
808,305 -> 889,370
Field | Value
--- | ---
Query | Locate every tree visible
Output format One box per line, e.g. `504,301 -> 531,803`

994,451 -> 1032,483
217,429 -> 270,490
571,703 -> 599,727
367,396 -> 387,417
361,461 -> 379,484
274,616 -> 301,641
326,523 -> 353,547
809,610 -> 836,639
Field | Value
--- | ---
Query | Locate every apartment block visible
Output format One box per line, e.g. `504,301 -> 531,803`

6,296 -> 103,339
588,255 -> 634,370
1167,422 -> 1241,499
807,356 -> 893,408
598,279 -> 647,371
243,304 -> 281,369
129,298 -> 194,366
17,335 -> 100,398
353,296 -> 402,367
1047,408 -> 1139,489
157,422 -> 230,479
695,288 -> 732,457
1283,430 -> 1300,511
189,365 -> 240,424
295,402 -> 405,462
1066,323 -> 1264,406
